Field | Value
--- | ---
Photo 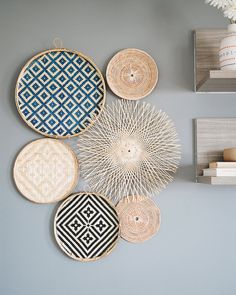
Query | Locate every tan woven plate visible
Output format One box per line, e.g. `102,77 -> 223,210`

106,48 -> 158,100
13,138 -> 79,203
54,192 -> 119,261
116,196 -> 161,243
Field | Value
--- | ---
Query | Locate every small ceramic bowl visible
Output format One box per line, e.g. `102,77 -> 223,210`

223,148 -> 236,161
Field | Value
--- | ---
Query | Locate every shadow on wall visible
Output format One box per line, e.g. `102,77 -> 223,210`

10,143 -> 32,200
8,58 -> 32,129
101,50 -> 117,97
175,165 -> 195,183
50,203 -> 65,256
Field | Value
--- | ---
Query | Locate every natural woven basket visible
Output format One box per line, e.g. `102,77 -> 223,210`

13,138 -> 79,203
106,48 -> 158,100
116,196 -> 161,243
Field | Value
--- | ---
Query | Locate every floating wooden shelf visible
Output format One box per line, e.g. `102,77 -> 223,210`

194,29 -> 236,93
197,70 -> 236,92
195,118 -> 236,185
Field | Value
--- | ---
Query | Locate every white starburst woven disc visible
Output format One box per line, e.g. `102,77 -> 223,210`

77,100 -> 180,202
116,196 -> 161,243
14,138 -> 79,203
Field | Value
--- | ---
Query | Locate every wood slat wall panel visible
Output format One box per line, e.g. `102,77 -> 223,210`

195,118 -> 236,178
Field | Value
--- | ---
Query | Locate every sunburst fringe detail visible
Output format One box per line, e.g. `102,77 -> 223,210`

205,0 -> 235,9
224,3 -> 236,21
205,0 -> 236,22
75,100 -> 181,203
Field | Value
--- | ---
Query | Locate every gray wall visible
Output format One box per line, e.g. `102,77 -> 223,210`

1,0 -> 236,294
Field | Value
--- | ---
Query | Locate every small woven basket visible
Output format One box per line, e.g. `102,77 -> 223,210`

116,195 -> 161,243
106,48 -> 158,100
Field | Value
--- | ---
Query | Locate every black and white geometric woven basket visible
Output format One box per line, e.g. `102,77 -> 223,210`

54,193 -> 119,261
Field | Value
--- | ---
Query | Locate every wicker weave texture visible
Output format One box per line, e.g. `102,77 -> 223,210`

106,48 -> 158,100
116,196 -> 161,243
14,138 -> 79,203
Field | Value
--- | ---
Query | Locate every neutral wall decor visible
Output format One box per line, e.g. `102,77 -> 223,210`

116,196 -> 161,243
54,192 -> 119,261
3,1 -> 236,294
219,24 -> 236,69
205,0 -> 236,70
77,100 -> 180,202
13,45 -> 166,260
106,48 -> 158,100
13,138 -> 79,203
15,48 -> 106,138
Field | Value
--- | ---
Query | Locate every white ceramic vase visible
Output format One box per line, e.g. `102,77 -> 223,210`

219,24 -> 236,70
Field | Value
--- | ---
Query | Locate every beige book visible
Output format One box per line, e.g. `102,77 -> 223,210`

203,168 -> 236,176
209,162 -> 236,168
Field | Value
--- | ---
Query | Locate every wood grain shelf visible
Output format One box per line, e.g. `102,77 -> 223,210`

197,176 -> 236,185
195,118 -> 236,185
197,70 -> 236,92
194,29 -> 236,93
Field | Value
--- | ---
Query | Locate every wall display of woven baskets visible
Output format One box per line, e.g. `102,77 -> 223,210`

13,45 -> 180,261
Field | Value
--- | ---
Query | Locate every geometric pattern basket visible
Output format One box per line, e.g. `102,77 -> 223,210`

15,49 -> 106,138
54,193 -> 119,261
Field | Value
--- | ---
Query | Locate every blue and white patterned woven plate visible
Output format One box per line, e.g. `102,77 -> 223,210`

15,49 -> 106,138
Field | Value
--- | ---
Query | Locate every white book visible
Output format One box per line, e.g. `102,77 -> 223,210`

209,162 -> 236,168
203,168 -> 236,177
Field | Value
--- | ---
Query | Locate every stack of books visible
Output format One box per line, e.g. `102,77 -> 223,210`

203,162 -> 236,177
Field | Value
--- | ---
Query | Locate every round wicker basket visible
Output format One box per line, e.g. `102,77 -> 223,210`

13,138 -> 79,203
116,195 -> 161,243
106,48 -> 158,100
